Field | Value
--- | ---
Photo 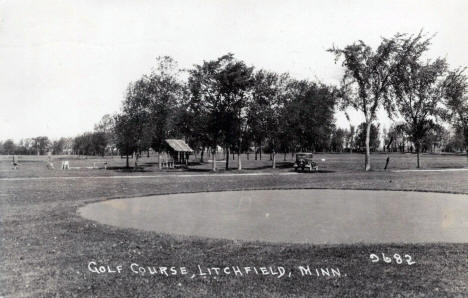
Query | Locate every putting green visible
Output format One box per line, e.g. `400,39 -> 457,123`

78,189 -> 468,244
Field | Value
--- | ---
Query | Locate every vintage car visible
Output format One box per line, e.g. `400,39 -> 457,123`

293,153 -> 318,172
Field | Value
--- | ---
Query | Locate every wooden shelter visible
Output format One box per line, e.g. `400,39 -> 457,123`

165,139 -> 193,166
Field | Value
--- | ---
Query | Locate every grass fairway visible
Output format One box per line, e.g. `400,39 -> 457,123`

1,153 -> 468,296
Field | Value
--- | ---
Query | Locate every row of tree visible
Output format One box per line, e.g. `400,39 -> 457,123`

0,132 -> 111,157
0,137 -> 68,155
2,32 -> 467,171
3,119 -> 459,157
330,31 -> 468,169
113,31 -> 468,171
113,55 -> 337,169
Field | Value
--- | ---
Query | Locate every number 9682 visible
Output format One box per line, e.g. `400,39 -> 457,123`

370,253 -> 415,265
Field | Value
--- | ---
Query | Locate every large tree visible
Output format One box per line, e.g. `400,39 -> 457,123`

331,128 -> 346,152
188,54 -> 253,171
181,80 -> 211,163
248,70 -> 290,168
215,54 -> 254,170
443,68 -> 468,161
390,55 -> 447,168
73,132 -> 108,156
421,124 -> 445,153
117,57 -> 185,168
187,58 -> 225,171
32,136 -> 50,155
121,79 -> 153,161
285,80 -> 336,152
246,71 -> 271,160
52,138 -> 66,155
113,113 -> 139,168
329,32 -> 429,170
94,114 -> 116,155
2,139 -> 15,155
444,126 -> 466,153
146,57 -> 184,168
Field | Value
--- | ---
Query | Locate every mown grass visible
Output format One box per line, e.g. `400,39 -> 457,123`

1,153 -> 468,296
1,151 -> 466,178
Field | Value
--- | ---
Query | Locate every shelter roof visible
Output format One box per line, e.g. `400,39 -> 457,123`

165,139 -> 193,152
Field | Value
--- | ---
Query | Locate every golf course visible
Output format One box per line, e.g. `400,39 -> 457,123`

2,153 -> 468,297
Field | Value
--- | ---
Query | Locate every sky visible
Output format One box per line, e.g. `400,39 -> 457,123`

1,0 -> 467,141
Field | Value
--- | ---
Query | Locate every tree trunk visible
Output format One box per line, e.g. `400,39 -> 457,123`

212,148 -> 216,171
465,126 -> 468,164
225,147 -> 229,170
158,151 -> 162,169
259,143 -> 262,160
272,150 -> 276,169
416,142 -> 421,168
238,136 -> 242,170
466,146 -> 468,164
283,152 -> 287,161
365,121 -> 371,171
384,154 -> 390,170
200,147 -> 205,163
126,154 -> 129,168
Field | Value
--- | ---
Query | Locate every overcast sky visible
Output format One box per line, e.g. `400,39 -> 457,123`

1,0 -> 467,141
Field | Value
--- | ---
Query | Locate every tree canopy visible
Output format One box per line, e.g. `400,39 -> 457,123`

330,32 -> 441,170
443,67 -> 468,157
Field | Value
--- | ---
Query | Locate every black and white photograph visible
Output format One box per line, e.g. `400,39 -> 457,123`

1,0 -> 468,296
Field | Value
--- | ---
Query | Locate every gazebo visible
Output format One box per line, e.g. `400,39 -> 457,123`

164,139 -> 193,166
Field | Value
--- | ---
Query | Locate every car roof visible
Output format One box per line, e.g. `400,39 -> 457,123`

296,153 -> 313,156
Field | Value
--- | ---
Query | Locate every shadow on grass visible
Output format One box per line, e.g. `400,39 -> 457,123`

106,166 -> 152,173
184,168 -> 212,173
295,169 -> 335,174
244,162 -> 293,170
107,162 -> 337,174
